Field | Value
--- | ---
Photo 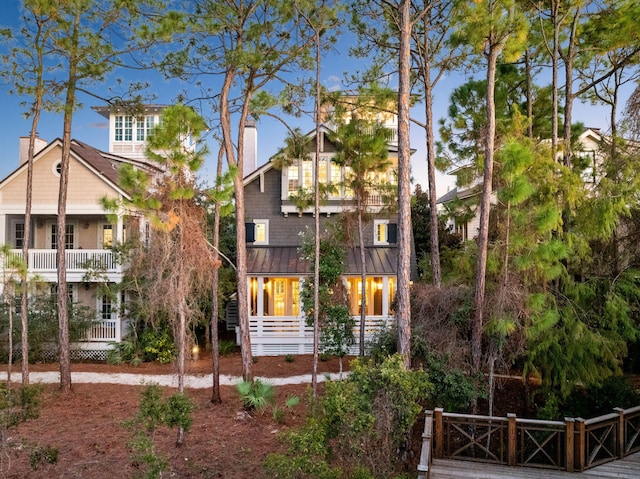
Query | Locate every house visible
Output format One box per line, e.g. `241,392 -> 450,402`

241,110 -> 416,356
436,128 -> 605,241
0,106 -> 165,359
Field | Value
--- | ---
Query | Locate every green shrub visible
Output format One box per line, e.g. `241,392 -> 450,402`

263,419 -> 341,479
141,329 -> 175,364
218,339 -> 237,356
125,384 -> 194,478
236,380 -> 274,411
264,355 -> 431,479
561,375 -> 640,419
284,354 -> 295,363
29,445 -> 59,470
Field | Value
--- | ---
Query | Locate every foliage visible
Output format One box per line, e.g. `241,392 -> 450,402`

263,419 -> 341,479
0,290 -> 96,363
265,355 -> 430,477
29,445 -> 59,470
218,339 -> 238,356
141,328 -> 175,365
0,383 -> 42,444
125,384 -> 194,478
299,226 -> 354,363
106,327 -> 175,366
321,355 -> 430,478
236,379 -> 275,411
561,375 -> 640,419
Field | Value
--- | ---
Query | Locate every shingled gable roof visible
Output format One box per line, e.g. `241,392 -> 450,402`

69,139 -> 163,189
0,137 -> 162,195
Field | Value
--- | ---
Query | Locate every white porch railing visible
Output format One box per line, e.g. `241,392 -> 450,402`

245,314 -> 394,356
5,249 -> 120,273
85,319 -> 119,341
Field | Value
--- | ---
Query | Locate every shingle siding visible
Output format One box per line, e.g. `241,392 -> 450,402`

244,166 -> 399,248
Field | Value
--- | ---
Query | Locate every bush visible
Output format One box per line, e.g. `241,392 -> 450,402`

125,384 -> 194,478
218,339 -> 237,356
265,354 -> 430,479
560,375 -> 640,419
236,379 -> 274,411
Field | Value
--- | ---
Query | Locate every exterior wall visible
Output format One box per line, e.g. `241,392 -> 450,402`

245,167 -> 399,247
1,146 -> 120,215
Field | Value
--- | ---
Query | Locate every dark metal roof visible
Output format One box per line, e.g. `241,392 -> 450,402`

246,246 -> 398,275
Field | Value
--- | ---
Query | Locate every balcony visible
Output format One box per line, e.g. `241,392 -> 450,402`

2,249 -> 121,277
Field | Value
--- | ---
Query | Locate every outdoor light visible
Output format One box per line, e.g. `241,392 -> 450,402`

191,345 -> 200,361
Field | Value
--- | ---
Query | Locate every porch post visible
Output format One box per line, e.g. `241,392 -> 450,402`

434,408 -> 444,458
507,413 -> 517,466
575,418 -> 586,471
382,276 -> 389,316
417,410 -> 433,479
614,408 -> 625,459
565,418 -> 574,472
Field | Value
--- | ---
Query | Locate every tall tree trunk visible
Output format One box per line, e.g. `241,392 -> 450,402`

525,50 -> 534,139
472,44 -> 500,375
312,26 -> 321,397
551,0 -> 560,156
220,69 -> 253,382
423,69 -> 441,288
22,110 -> 43,386
358,208 -> 367,356
211,146 -> 225,404
176,298 -> 186,446
396,0 -> 412,368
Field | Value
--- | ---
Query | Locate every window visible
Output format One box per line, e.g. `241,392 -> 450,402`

136,115 -> 156,141
374,220 -> 389,245
50,283 -> 76,303
102,224 -> 113,248
302,160 -> 313,189
261,277 -> 299,317
115,115 -> 134,141
253,220 -> 269,245
347,277 -> 388,316
50,224 -> 75,249
287,165 -> 299,193
13,221 -> 25,249
101,295 -> 113,320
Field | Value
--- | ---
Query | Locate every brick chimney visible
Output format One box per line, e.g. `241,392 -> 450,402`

19,136 -> 48,165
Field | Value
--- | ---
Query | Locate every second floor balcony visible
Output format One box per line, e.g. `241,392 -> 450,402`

2,249 -> 122,282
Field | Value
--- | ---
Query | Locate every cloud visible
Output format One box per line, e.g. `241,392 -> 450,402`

90,122 -> 109,129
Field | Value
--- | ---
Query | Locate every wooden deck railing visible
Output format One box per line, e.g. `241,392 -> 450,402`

418,404 -> 640,476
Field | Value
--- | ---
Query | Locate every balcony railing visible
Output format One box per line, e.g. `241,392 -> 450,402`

420,404 -> 640,473
3,249 -> 120,273
85,319 -> 119,341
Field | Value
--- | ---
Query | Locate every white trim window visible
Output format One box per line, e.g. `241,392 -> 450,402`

50,223 -> 76,249
101,224 -> 114,248
253,219 -> 269,245
374,220 -> 389,245
100,295 -> 113,320
12,220 -> 25,248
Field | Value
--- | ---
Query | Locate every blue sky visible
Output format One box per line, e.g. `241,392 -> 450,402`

0,1 -> 625,197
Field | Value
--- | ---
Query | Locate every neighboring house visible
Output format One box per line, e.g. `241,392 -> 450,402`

437,128 -> 605,240
0,106 -> 165,359
240,115 -> 416,356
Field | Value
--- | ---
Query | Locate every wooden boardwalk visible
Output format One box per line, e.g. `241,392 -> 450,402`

429,451 -> 640,478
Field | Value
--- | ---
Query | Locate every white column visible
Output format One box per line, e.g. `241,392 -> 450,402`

382,277 -> 390,317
